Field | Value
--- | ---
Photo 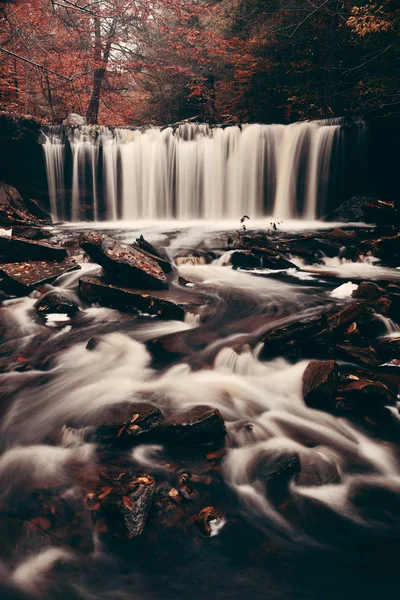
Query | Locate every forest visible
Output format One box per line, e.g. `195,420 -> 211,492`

0,0 -> 399,125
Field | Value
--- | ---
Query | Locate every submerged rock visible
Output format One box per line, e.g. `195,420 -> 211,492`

80,231 -> 168,289
0,258 -> 79,295
164,405 -> 227,448
79,275 -> 202,319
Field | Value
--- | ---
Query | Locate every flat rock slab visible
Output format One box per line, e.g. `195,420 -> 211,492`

163,405 -> 227,448
80,231 -> 168,289
0,236 -> 67,263
79,275 -> 204,319
0,182 -> 43,226
0,258 -> 79,295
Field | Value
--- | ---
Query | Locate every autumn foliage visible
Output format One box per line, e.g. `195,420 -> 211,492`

0,0 -> 399,125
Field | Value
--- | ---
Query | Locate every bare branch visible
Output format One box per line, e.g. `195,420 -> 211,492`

0,47 -> 73,80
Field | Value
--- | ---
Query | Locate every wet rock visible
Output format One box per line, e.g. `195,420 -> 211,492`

134,235 -> 172,273
375,336 -> 400,360
286,237 -> 340,261
295,455 -> 340,487
250,448 -> 300,505
230,250 -> 261,269
302,360 -> 339,410
327,301 -> 367,333
0,257 -> 80,295
163,405 -> 227,448
71,401 -> 163,443
0,236 -> 67,263
352,281 -> 384,302
89,473 -> 155,539
35,291 -> 80,318
363,232 -> 400,265
12,225 -> 52,240
174,250 -> 216,265
326,228 -> 357,243
261,314 -> 327,360
336,343 -> 381,368
80,231 -> 168,289
0,182 -> 44,226
23,198 -> 52,224
79,275 -> 202,319
192,506 -> 225,537
0,516 -> 55,564
325,196 -> 400,225
335,378 -> 396,417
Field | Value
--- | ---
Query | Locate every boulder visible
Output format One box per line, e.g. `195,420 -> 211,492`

34,291 -> 80,318
62,113 -> 86,126
302,360 -> 339,410
335,378 -> 396,417
0,182 -> 45,226
79,275 -> 202,319
325,196 -> 400,225
80,231 -> 168,289
0,258 -> 79,295
352,281 -> 385,302
230,250 -> 296,270
0,236 -> 67,263
163,405 -> 227,448
23,198 -> 52,224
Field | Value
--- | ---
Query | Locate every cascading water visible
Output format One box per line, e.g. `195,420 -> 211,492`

41,120 -> 360,222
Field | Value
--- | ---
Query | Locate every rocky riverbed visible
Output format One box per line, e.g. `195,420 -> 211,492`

0,183 -> 399,600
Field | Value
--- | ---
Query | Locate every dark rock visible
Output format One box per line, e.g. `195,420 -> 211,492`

79,275 -> 203,319
335,378 -> 396,417
375,336 -> 400,360
80,231 -> 168,289
35,291 -> 80,318
336,343 -> 381,368
352,281 -> 385,302
0,182 -> 44,226
303,360 -> 339,410
325,196 -> 400,225
11,225 -> 52,240
163,405 -> 227,448
134,235 -> 172,273
23,198 -> 52,224
286,237 -> 340,260
327,301 -> 367,332
70,401 -> 163,443
0,258 -> 80,295
90,473 -> 155,539
0,236 -> 67,263
327,228 -> 357,243
261,315 -> 327,360
250,448 -> 300,505
192,506 -> 225,536
230,250 -> 261,269
363,232 -> 400,265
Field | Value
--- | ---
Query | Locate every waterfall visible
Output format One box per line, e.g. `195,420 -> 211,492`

41,120 -> 359,222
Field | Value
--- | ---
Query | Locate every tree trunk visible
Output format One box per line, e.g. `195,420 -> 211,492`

86,16 -> 115,125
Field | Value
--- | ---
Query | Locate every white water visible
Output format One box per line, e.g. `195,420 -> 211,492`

41,121 -> 347,222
